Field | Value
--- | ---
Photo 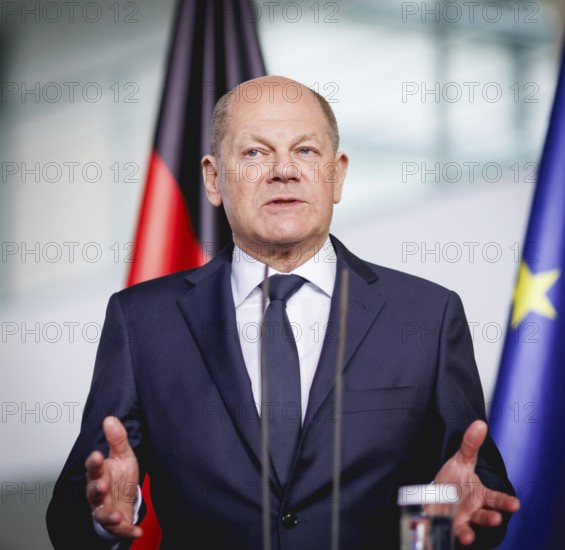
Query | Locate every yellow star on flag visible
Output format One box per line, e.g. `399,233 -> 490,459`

511,262 -> 560,326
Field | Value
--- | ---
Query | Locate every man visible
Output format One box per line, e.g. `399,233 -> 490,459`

47,76 -> 519,549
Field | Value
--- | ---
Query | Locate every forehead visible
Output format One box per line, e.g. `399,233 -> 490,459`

227,83 -> 327,137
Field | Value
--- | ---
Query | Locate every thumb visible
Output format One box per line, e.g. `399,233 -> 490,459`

103,416 -> 134,459
457,419 -> 487,465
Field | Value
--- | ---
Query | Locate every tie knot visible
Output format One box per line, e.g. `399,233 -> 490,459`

261,274 -> 306,303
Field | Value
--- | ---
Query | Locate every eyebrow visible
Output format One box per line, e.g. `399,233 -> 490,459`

238,132 -> 321,147
293,133 -> 319,144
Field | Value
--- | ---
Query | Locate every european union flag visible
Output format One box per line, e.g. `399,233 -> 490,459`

490,49 -> 565,549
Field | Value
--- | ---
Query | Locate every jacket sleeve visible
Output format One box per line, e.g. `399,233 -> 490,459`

46,292 -> 146,549
435,291 -> 515,550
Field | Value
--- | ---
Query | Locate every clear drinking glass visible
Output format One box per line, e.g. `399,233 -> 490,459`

398,483 -> 460,550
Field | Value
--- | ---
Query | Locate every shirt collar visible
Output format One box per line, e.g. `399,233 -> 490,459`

231,237 -> 337,307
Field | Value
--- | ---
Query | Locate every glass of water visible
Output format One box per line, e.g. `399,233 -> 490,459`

398,483 -> 460,550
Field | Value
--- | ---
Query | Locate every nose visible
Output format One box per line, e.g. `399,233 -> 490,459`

266,155 -> 301,184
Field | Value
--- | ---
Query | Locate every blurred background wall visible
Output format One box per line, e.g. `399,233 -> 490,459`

0,0 -> 563,547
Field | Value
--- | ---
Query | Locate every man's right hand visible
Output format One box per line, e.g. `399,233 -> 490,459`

85,416 -> 143,539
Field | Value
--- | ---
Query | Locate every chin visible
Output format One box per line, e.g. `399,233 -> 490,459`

264,222 -> 311,241
261,229 -> 305,246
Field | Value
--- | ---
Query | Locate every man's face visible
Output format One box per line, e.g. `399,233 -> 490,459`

202,77 -> 348,261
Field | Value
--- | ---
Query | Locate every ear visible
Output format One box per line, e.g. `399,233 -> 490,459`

332,151 -> 349,204
202,155 -> 222,207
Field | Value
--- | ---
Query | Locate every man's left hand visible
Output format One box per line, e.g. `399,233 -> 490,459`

434,419 -> 520,546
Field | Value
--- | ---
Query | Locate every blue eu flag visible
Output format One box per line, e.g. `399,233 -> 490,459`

490,49 -> 565,549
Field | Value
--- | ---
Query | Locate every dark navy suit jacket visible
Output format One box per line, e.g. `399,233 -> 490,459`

46,236 -> 514,549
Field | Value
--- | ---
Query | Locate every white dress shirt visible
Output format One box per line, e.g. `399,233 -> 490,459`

231,237 -> 336,422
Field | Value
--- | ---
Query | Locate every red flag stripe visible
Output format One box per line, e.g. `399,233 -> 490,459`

127,150 -> 203,287
136,476 -> 161,547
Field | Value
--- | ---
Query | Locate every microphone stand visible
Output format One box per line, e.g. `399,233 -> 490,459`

260,264 -> 272,550
331,269 -> 349,550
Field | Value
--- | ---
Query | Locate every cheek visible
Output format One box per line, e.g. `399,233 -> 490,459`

224,191 -> 256,221
321,187 -> 339,210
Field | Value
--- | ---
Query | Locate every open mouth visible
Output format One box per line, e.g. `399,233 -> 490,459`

267,197 -> 303,206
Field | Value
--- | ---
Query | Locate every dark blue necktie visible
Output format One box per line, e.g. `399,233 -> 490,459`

261,274 -> 306,486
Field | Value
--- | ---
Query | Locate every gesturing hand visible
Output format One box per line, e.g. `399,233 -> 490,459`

85,416 -> 143,539
434,420 -> 520,546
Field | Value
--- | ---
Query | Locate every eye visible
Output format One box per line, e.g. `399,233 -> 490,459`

298,147 -> 314,155
244,149 -> 259,158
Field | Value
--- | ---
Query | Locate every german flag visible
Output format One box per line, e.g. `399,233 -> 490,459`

128,1 -> 265,546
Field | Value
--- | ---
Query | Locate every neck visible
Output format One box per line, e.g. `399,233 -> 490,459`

234,237 -> 328,273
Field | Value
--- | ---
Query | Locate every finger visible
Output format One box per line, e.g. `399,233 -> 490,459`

108,523 -> 143,539
85,450 -> 105,481
92,507 -> 143,539
103,416 -> 134,459
86,481 -> 102,506
85,451 -> 110,508
482,489 -> 521,513
456,420 -> 487,465
92,506 -> 143,539
110,523 -> 143,539
92,504 -> 123,527
470,508 -> 502,527
453,522 -> 476,546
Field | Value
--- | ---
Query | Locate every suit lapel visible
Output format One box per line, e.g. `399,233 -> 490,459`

175,238 -> 386,489
176,248 -> 277,484
303,237 -> 387,432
